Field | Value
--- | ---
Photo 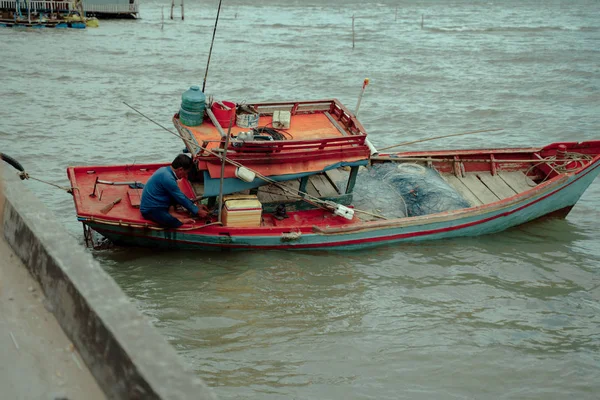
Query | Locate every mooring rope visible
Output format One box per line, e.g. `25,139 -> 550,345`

17,172 -> 75,193
1,152 -> 75,194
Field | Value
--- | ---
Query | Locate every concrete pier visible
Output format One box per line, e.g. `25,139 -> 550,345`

0,235 -> 106,399
1,170 -> 216,400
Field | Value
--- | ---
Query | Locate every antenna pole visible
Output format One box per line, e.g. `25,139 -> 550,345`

202,0 -> 223,92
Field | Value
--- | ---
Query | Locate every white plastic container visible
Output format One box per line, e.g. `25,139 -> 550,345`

333,204 -> 355,220
237,131 -> 254,141
272,110 -> 291,129
235,166 -> 256,182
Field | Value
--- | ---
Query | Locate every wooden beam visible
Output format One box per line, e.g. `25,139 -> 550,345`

345,166 -> 359,194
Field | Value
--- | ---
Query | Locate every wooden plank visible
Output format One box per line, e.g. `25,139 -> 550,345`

325,168 -> 347,183
477,173 -> 518,199
497,171 -> 537,194
256,189 -> 276,204
325,168 -> 347,193
441,173 -> 483,206
305,179 -> 321,199
257,180 -> 301,204
309,174 -> 338,197
460,173 -> 500,204
127,189 -> 142,208
324,111 -> 348,136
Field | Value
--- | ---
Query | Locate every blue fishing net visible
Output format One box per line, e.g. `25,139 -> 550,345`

352,163 -> 470,218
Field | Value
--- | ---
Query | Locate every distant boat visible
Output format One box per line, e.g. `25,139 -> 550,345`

0,0 -> 138,20
0,18 -> 86,28
65,97 -> 600,250
0,0 -> 98,28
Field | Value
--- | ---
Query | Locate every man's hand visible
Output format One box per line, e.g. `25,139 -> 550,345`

197,204 -> 210,219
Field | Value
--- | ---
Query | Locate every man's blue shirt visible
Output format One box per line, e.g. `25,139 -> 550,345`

140,166 -> 199,215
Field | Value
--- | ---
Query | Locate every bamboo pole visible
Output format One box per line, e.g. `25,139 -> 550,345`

354,78 -> 378,156
161,6 -> 164,30
202,0 -> 224,92
217,111 -> 236,223
180,0 -> 184,21
371,156 -> 591,164
170,0 -> 174,20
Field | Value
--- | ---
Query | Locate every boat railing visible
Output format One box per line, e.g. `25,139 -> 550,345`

197,135 -> 371,164
0,0 -> 139,14
226,135 -> 368,153
252,99 -> 367,137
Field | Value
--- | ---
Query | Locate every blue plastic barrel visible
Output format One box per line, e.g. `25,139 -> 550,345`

179,86 -> 206,126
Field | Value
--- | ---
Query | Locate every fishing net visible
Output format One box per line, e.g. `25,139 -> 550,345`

352,163 -> 470,218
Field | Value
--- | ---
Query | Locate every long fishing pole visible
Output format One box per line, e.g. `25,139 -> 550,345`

354,78 -> 378,156
377,128 -> 504,152
202,0 -> 224,92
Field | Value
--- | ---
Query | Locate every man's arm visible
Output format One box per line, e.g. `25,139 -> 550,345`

163,178 -> 199,215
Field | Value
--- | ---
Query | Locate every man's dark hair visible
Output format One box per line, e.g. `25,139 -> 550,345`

172,154 -> 194,170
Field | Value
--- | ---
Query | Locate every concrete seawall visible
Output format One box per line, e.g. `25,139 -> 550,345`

1,171 -> 216,400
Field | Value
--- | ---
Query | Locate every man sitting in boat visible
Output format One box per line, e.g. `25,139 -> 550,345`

140,154 -> 209,228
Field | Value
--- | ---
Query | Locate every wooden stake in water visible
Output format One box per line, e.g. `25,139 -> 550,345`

352,14 -> 355,49
181,0 -> 184,21
170,0 -> 174,20
161,6 -> 164,30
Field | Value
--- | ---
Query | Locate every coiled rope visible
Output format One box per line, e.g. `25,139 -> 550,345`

526,151 -> 593,186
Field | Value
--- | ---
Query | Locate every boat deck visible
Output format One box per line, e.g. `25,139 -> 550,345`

184,113 -> 350,148
69,161 -> 543,227
190,169 -> 345,204
441,171 -> 537,206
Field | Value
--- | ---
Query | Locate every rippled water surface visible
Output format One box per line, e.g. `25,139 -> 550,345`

1,1 -> 599,398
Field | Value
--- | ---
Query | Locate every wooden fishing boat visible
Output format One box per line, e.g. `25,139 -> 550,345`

66,125 -> 600,250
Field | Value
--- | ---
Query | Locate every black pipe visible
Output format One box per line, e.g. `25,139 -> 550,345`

0,153 -> 25,172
